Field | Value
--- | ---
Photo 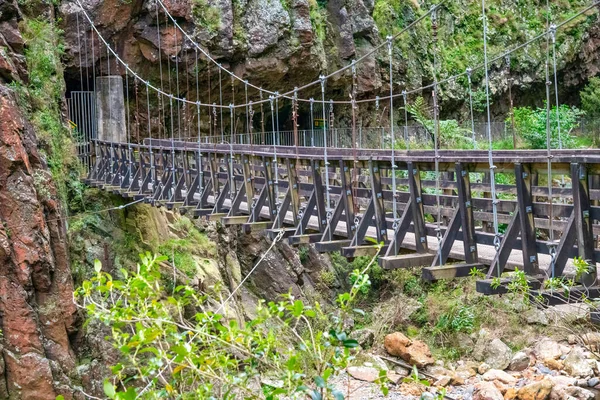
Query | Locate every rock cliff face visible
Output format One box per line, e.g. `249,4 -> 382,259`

0,1 -> 78,398
58,0 -> 600,126
58,0 -> 384,131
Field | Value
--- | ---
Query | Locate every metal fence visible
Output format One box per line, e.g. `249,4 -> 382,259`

67,91 -> 96,171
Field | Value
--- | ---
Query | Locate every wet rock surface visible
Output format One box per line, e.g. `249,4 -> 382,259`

0,8 -> 78,396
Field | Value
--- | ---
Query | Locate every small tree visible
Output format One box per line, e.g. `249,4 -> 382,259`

510,103 -> 583,149
75,249 -> 387,399
405,97 -> 475,149
580,77 -> 600,119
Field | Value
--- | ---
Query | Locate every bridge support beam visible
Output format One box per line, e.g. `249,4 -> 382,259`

96,76 -> 127,143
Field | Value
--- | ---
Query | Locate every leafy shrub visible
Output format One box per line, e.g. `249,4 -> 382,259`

434,305 -> 475,335
580,77 -> 600,118
510,103 -> 583,149
191,0 -> 221,34
76,251 -> 386,399
406,97 -> 475,149
308,0 -> 327,45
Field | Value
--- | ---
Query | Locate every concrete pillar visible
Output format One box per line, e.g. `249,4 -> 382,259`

96,76 -> 127,143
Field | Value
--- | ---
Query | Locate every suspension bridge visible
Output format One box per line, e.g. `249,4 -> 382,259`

67,0 -> 600,315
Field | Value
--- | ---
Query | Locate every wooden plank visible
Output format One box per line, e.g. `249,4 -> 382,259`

288,233 -> 323,245
340,159 -> 357,237
222,215 -> 250,225
370,160 -> 388,244
312,159 -> 328,232
349,198 -> 375,247
341,244 -> 387,258
571,163 -> 596,286
385,199 -> 414,257
320,190 -> 345,242
380,253 -> 435,270
208,212 -> 228,222
552,211 -> 576,277
431,207 -> 461,267
456,163 -> 478,263
226,183 -> 246,217
242,221 -> 271,233
514,163 -> 539,275
422,263 -> 485,281
263,157 -> 277,222
314,240 -> 352,252
286,158 -> 301,229
242,155 -> 255,211
272,189 -> 291,229
486,210 -> 520,278
530,286 -> 600,306
407,162 -> 428,253
266,228 -> 296,240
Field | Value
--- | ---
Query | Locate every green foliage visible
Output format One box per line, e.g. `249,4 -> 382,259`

308,0 -> 327,45
372,0 -> 594,95
580,77 -> 600,118
510,103 -> 584,149
434,305 -> 475,335
405,97 -> 475,149
469,267 -> 486,279
573,257 -> 592,281
76,250 -> 386,398
191,0 -> 221,34
19,18 -> 80,207
299,245 -> 310,265
402,365 -> 430,386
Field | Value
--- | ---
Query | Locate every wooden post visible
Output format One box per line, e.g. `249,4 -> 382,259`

407,162 -> 428,253
514,163 -> 539,275
571,162 -> 597,285
456,163 -> 478,263
370,159 -> 388,244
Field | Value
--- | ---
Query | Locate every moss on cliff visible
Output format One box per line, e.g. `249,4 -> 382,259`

15,18 -> 81,208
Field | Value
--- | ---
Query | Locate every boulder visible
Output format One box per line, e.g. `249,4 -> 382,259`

551,385 -> 595,400
564,348 -> 593,377
384,332 -> 434,368
581,332 -> 600,347
482,369 -> 517,384
543,358 -> 563,371
351,328 -> 375,348
479,362 -> 492,374
534,339 -> 562,361
509,352 -> 531,371
347,366 -> 379,382
517,378 -> 554,400
524,308 -> 549,325
434,376 -> 451,387
473,381 -> 504,400
484,339 -> 513,370
505,387 -> 518,400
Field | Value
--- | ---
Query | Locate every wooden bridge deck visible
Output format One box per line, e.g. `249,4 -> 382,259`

87,139 -> 600,301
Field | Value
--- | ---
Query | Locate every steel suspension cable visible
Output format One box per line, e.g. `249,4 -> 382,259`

146,83 -> 155,192
431,7 -> 443,266
195,48 -> 203,195
402,91 -> 409,150
320,75 -> 332,236
466,68 -> 476,145
219,67 -> 224,142
154,0 -> 445,103
387,36 -> 399,253
268,96 -> 280,221
77,0 -> 598,111
481,0 -> 501,275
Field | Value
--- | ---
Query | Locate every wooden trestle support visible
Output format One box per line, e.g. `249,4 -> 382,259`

86,139 -> 600,312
